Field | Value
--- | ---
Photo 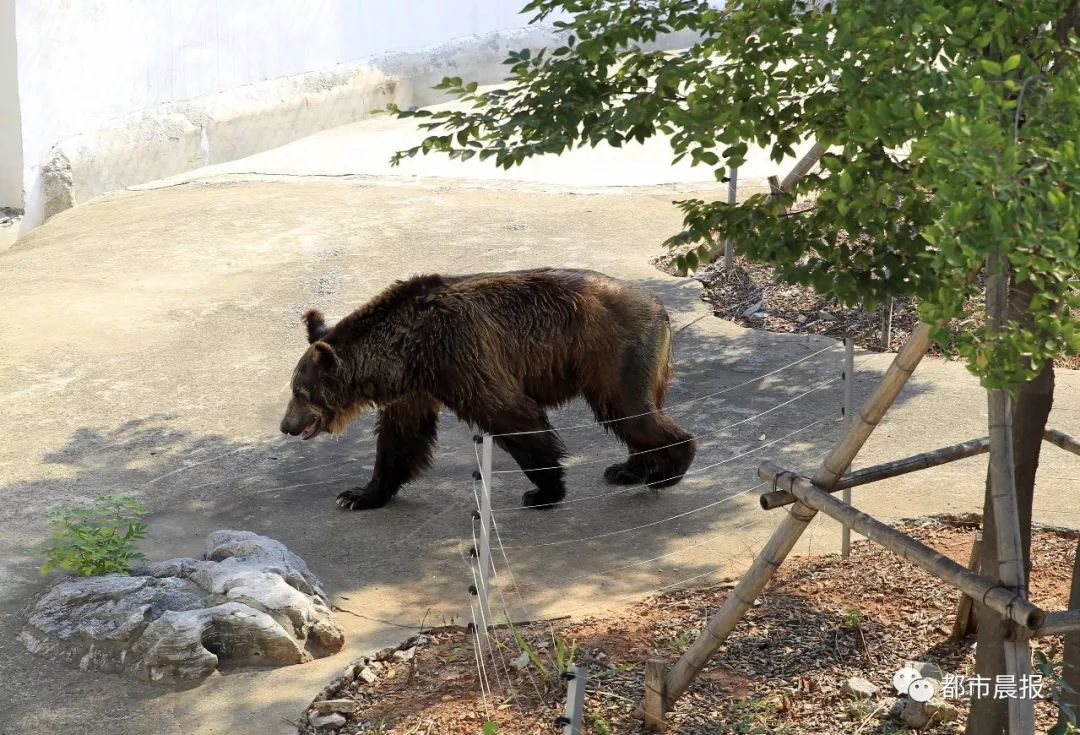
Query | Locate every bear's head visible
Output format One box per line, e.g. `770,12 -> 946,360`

279,308 -> 374,440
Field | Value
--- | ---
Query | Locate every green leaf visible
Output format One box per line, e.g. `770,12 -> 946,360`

1002,54 -> 1022,73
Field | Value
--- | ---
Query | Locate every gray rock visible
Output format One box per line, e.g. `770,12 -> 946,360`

358,666 -> 378,684
898,699 -> 930,729
309,712 -> 347,729
842,677 -> 879,700
819,310 -> 838,321
896,696 -> 956,730
312,699 -> 358,715
509,652 -> 531,670
20,530 -> 343,687
904,660 -> 945,683
924,697 -> 960,724
742,300 -> 765,318
392,647 -> 416,662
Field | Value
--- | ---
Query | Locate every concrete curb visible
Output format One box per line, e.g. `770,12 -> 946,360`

32,25 -> 701,235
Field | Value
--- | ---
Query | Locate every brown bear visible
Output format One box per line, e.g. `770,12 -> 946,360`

279,268 -> 696,510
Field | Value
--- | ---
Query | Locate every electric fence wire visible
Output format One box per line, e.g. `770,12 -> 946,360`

490,343 -> 839,437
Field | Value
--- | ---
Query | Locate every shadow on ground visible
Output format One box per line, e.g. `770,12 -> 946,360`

0,274 -> 931,732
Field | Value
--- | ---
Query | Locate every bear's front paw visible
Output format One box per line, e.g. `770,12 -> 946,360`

336,486 -> 390,511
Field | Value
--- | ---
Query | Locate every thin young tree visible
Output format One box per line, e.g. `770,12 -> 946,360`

391,2 -> 1080,731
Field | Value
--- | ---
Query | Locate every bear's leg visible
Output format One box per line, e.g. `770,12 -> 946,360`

483,401 -> 568,509
601,413 -> 696,488
337,394 -> 440,511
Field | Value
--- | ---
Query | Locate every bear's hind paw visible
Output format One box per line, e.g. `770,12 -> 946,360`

337,487 -> 390,511
603,462 -> 644,485
521,487 -> 565,509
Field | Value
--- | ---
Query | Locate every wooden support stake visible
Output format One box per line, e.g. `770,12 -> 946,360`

842,338 -> 854,558
759,463 -> 1044,632
880,298 -> 894,350
759,436 -> 990,509
950,534 -> 982,640
643,660 -> 668,732
1044,428 -> 1080,456
723,161 -> 738,272
644,323 -> 933,718
766,175 -> 788,215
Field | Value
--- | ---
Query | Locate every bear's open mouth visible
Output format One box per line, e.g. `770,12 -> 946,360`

300,416 -> 322,440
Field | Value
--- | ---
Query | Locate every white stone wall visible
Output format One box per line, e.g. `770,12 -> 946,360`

0,0 -> 549,226
0,0 -> 22,209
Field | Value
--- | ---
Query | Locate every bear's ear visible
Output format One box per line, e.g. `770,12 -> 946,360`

298,341 -> 341,387
309,340 -> 340,368
302,308 -> 328,344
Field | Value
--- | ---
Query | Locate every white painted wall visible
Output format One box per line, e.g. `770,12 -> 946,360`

4,0 -> 542,220
0,0 -> 22,209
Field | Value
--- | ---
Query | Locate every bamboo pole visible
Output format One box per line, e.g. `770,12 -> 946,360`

759,436 -> 990,509
780,141 -> 826,192
759,462 -> 1044,632
647,323 -> 933,716
1044,428 -> 1080,456
950,534 -> 982,640
986,249 -> 1036,734
1037,610 -> 1080,637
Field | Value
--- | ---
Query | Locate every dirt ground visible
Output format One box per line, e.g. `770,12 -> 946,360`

299,517 -> 1077,735
672,255 -> 1080,370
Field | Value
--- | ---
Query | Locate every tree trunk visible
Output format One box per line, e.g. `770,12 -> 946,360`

966,279 -> 1055,735
1061,543 -> 1080,729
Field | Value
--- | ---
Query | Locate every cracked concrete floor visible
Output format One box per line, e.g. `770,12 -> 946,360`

3,153 -> 1080,734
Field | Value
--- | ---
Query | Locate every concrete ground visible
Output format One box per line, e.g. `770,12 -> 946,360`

3,114 -> 1080,735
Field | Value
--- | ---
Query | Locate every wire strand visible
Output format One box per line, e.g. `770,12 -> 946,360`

490,377 -> 838,474
490,342 -> 838,437
497,482 -> 766,550
487,416 -> 835,511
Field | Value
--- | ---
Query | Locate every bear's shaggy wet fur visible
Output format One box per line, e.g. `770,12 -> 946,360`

279,268 -> 696,510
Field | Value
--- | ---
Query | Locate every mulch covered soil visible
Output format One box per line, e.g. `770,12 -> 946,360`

297,518 -> 1078,735
662,255 -> 1080,370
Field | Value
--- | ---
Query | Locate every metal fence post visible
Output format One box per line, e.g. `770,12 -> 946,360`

560,665 -> 588,734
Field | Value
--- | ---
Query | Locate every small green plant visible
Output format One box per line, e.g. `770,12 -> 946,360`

840,606 -> 864,630
504,618 -> 577,685
730,696 -> 782,735
1036,649 -> 1080,735
662,629 -> 694,655
36,495 -> 149,576
482,721 -> 498,735
588,712 -> 611,734
553,634 -> 578,676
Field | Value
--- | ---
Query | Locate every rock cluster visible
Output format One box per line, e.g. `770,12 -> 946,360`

20,530 -> 344,686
